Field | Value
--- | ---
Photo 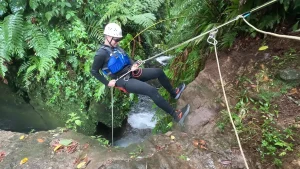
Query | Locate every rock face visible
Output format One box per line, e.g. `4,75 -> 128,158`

0,53 -> 252,169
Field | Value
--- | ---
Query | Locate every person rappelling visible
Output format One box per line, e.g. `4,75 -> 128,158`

91,23 -> 190,124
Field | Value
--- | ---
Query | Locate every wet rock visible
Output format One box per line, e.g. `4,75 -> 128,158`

279,68 -> 300,81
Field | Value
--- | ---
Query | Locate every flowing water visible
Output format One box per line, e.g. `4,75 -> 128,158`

114,95 -> 157,147
113,56 -> 173,147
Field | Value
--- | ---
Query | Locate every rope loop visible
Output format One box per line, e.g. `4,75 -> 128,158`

135,59 -> 145,66
207,28 -> 218,45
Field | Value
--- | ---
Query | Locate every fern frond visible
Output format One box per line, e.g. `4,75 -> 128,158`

37,57 -> 54,79
23,57 -> 38,83
142,0 -> 164,12
98,1 -> 123,25
87,20 -> 104,42
258,15 -> 281,29
0,57 -> 8,78
0,13 -> 24,77
21,24 -> 59,83
130,13 -> 156,28
2,13 -> 25,58
221,31 -> 238,48
18,61 -> 30,76
6,13 -> 25,58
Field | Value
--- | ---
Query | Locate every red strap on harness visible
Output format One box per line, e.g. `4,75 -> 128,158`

115,86 -> 128,93
132,68 -> 142,78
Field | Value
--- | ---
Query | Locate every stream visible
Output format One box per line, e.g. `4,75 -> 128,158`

114,95 -> 157,147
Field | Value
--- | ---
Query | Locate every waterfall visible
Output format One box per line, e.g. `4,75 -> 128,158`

114,95 -> 157,147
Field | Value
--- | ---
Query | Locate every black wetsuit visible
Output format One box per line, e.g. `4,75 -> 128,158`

91,45 -> 177,114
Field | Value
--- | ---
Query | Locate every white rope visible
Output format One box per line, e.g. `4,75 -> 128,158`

115,15 -> 241,81
241,16 -> 300,41
207,31 -> 250,169
111,87 -> 114,146
249,0 -> 277,13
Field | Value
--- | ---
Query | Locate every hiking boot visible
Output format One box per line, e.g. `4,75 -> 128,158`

172,104 -> 190,125
174,83 -> 186,99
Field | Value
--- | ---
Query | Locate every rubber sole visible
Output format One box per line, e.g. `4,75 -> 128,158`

178,104 -> 190,125
175,84 -> 186,100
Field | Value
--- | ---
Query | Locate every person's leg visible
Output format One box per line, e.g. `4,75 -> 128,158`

132,68 -> 177,97
116,77 -> 174,114
132,68 -> 186,99
115,77 -> 190,123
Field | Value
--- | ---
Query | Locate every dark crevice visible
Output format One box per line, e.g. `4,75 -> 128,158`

94,118 -> 128,143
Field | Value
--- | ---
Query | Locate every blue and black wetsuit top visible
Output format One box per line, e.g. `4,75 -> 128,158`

90,45 -> 134,86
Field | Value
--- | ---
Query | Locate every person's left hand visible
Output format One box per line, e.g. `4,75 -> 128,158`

131,63 -> 139,72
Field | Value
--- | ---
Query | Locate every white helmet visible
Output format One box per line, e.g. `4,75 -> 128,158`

103,23 -> 123,38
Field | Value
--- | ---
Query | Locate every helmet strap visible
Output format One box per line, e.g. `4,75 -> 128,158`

105,37 -> 114,47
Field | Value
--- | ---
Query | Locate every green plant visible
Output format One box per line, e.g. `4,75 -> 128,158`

179,154 -> 189,161
65,112 -> 82,131
216,110 -> 230,132
0,13 -> 24,78
29,129 -> 36,134
91,135 -> 110,146
129,145 -> 144,159
152,109 -> 173,134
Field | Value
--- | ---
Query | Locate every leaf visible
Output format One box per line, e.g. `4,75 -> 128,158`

37,138 -> 44,143
221,160 -> 232,165
258,46 -> 268,51
65,2 -> 72,7
279,152 -> 286,156
66,14 -> 71,20
199,140 -> 206,145
54,144 -> 62,152
20,135 -> 25,140
200,145 -> 208,150
75,120 -> 82,126
263,75 -> 269,82
29,0 -> 39,10
292,21 -> 299,32
170,135 -> 175,140
192,140 -> 199,147
76,161 -> 86,168
45,11 -> 53,22
59,139 -> 72,146
288,88 -> 298,95
20,157 -> 28,165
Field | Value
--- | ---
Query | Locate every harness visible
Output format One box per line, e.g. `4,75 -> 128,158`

101,46 -> 131,75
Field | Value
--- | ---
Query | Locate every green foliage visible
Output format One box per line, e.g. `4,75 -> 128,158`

152,108 -> 173,134
65,112 -> 83,132
218,64 -> 297,167
0,13 -> 24,77
98,0 -> 164,26
129,145 -> 144,159
179,154 -> 189,161
18,26 -> 61,87
0,0 -> 166,131
0,0 -> 8,17
9,0 -> 26,14
91,135 -> 110,146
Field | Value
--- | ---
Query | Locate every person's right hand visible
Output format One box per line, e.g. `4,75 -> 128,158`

108,80 -> 116,87
131,63 -> 139,72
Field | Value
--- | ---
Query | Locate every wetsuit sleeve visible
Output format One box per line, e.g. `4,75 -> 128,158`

130,58 -> 134,65
91,50 -> 109,86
